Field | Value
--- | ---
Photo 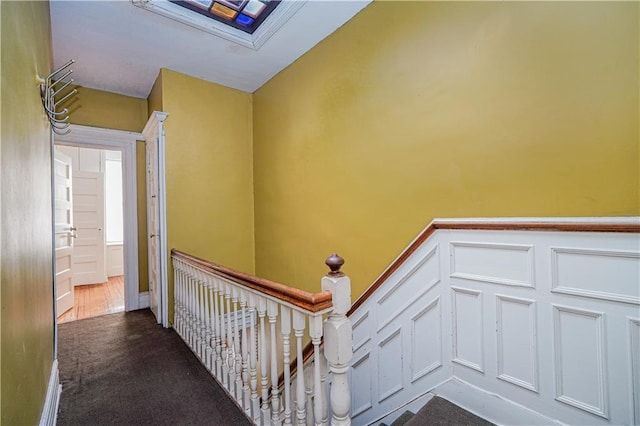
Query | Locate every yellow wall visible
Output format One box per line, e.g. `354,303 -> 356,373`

253,1 -> 640,297
68,86 -> 147,132
68,87 -> 150,292
1,2 -> 55,424
159,69 -> 255,319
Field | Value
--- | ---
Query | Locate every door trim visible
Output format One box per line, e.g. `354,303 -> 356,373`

55,124 -> 143,312
142,111 -> 169,327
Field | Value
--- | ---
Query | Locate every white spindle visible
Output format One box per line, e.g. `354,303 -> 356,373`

226,284 -> 235,396
258,297 -> 270,425
310,315 -> 324,426
240,293 -> 251,414
233,290 -> 243,405
203,275 -> 213,371
268,300 -> 281,426
293,310 -> 306,425
319,354 -> 328,426
220,282 -> 229,390
282,306 -> 292,425
304,362 -> 314,426
213,277 -> 223,379
248,294 -> 260,423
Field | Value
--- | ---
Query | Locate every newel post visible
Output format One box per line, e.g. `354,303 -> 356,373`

322,254 -> 353,426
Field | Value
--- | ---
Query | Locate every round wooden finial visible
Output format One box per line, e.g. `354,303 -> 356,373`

325,253 -> 345,276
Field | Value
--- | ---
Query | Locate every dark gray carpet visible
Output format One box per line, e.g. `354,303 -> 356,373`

57,309 -> 252,426
403,396 -> 494,426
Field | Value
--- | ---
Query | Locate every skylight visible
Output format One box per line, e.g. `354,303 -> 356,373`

131,0 -> 303,50
172,0 -> 279,34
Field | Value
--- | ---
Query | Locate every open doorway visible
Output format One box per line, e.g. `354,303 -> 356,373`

55,146 -> 126,324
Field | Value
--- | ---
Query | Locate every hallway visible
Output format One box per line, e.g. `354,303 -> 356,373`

56,310 -> 251,426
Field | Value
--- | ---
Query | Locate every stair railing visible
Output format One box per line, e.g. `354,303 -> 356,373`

171,249 -> 353,425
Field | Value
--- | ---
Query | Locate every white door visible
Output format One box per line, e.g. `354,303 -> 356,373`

54,149 -> 75,317
146,135 -> 162,322
72,171 -> 107,285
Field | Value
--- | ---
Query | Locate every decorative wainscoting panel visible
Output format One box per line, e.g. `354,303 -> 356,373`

496,295 -> 538,392
350,221 -> 640,426
551,247 -> 640,305
451,287 -> 484,373
450,242 -> 534,288
552,305 -> 608,418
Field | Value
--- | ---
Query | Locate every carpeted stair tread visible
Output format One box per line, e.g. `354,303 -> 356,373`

57,309 -> 251,426
390,410 -> 416,425
404,396 -> 494,426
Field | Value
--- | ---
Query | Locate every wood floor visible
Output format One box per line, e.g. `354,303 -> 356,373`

57,275 -> 125,324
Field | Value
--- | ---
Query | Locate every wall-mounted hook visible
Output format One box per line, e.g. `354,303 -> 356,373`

40,60 -> 77,135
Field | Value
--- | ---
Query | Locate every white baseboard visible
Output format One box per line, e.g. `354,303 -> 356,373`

39,359 -> 61,426
138,291 -> 150,309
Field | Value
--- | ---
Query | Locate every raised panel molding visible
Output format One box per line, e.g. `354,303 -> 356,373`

378,327 -> 404,403
551,247 -> 640,305
450,242 -> 534,288
496,295 -> 538,392
629,318 -> 640,425
553,305 -> 608,419
411,297 -> 442,383
351,352 -> 373,417
376,244 -> 440,332
452,287 -> 484,373
352,310 -> 371,353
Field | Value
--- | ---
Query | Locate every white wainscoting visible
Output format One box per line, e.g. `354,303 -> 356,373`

350,221 -> 640,426
107,242 -> 124,277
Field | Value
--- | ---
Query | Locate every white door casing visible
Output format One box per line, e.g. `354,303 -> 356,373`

53,148 -> 75,316
143,111 -> 169,327
72,170 -> 107,285
55,125 -> 141,312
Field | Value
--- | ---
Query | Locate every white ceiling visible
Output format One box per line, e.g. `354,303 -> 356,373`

50,0 -> 371,99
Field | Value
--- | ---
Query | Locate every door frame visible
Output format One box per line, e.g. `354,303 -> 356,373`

55,124 -> 143,312
142,111 -> 169,327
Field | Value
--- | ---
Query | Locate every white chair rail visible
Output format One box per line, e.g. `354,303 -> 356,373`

171,249 -> 353,426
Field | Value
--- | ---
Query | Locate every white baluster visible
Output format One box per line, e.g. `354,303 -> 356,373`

178,261 -> 186,338
202,273 -> 213,371
186,265 -> 194,347
240,292 -> 251,414
173,260 -> 180,337
322,254 -> 352,426
248,293 -> 260,423
304,362 -> 314,426
319,354 -> 328,426
197,269 -> 206,361
268,300 -> 282,426
207,276 -> 217,375
173,260 -> 182,338
258,297 -> 270,425
282,306 -> 292,425
233,288 -> 243,405
226,284 -> 235,397
220,282 -> 229,390
189,267 -> 196,350
293,310 -> 307,425
213,277 -> 223,380
310,315 -> 324,426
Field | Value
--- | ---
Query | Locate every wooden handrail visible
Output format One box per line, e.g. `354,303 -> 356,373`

171,249 -> 333,313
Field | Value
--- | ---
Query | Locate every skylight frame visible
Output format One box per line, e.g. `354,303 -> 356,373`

131,0 -> 305,50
